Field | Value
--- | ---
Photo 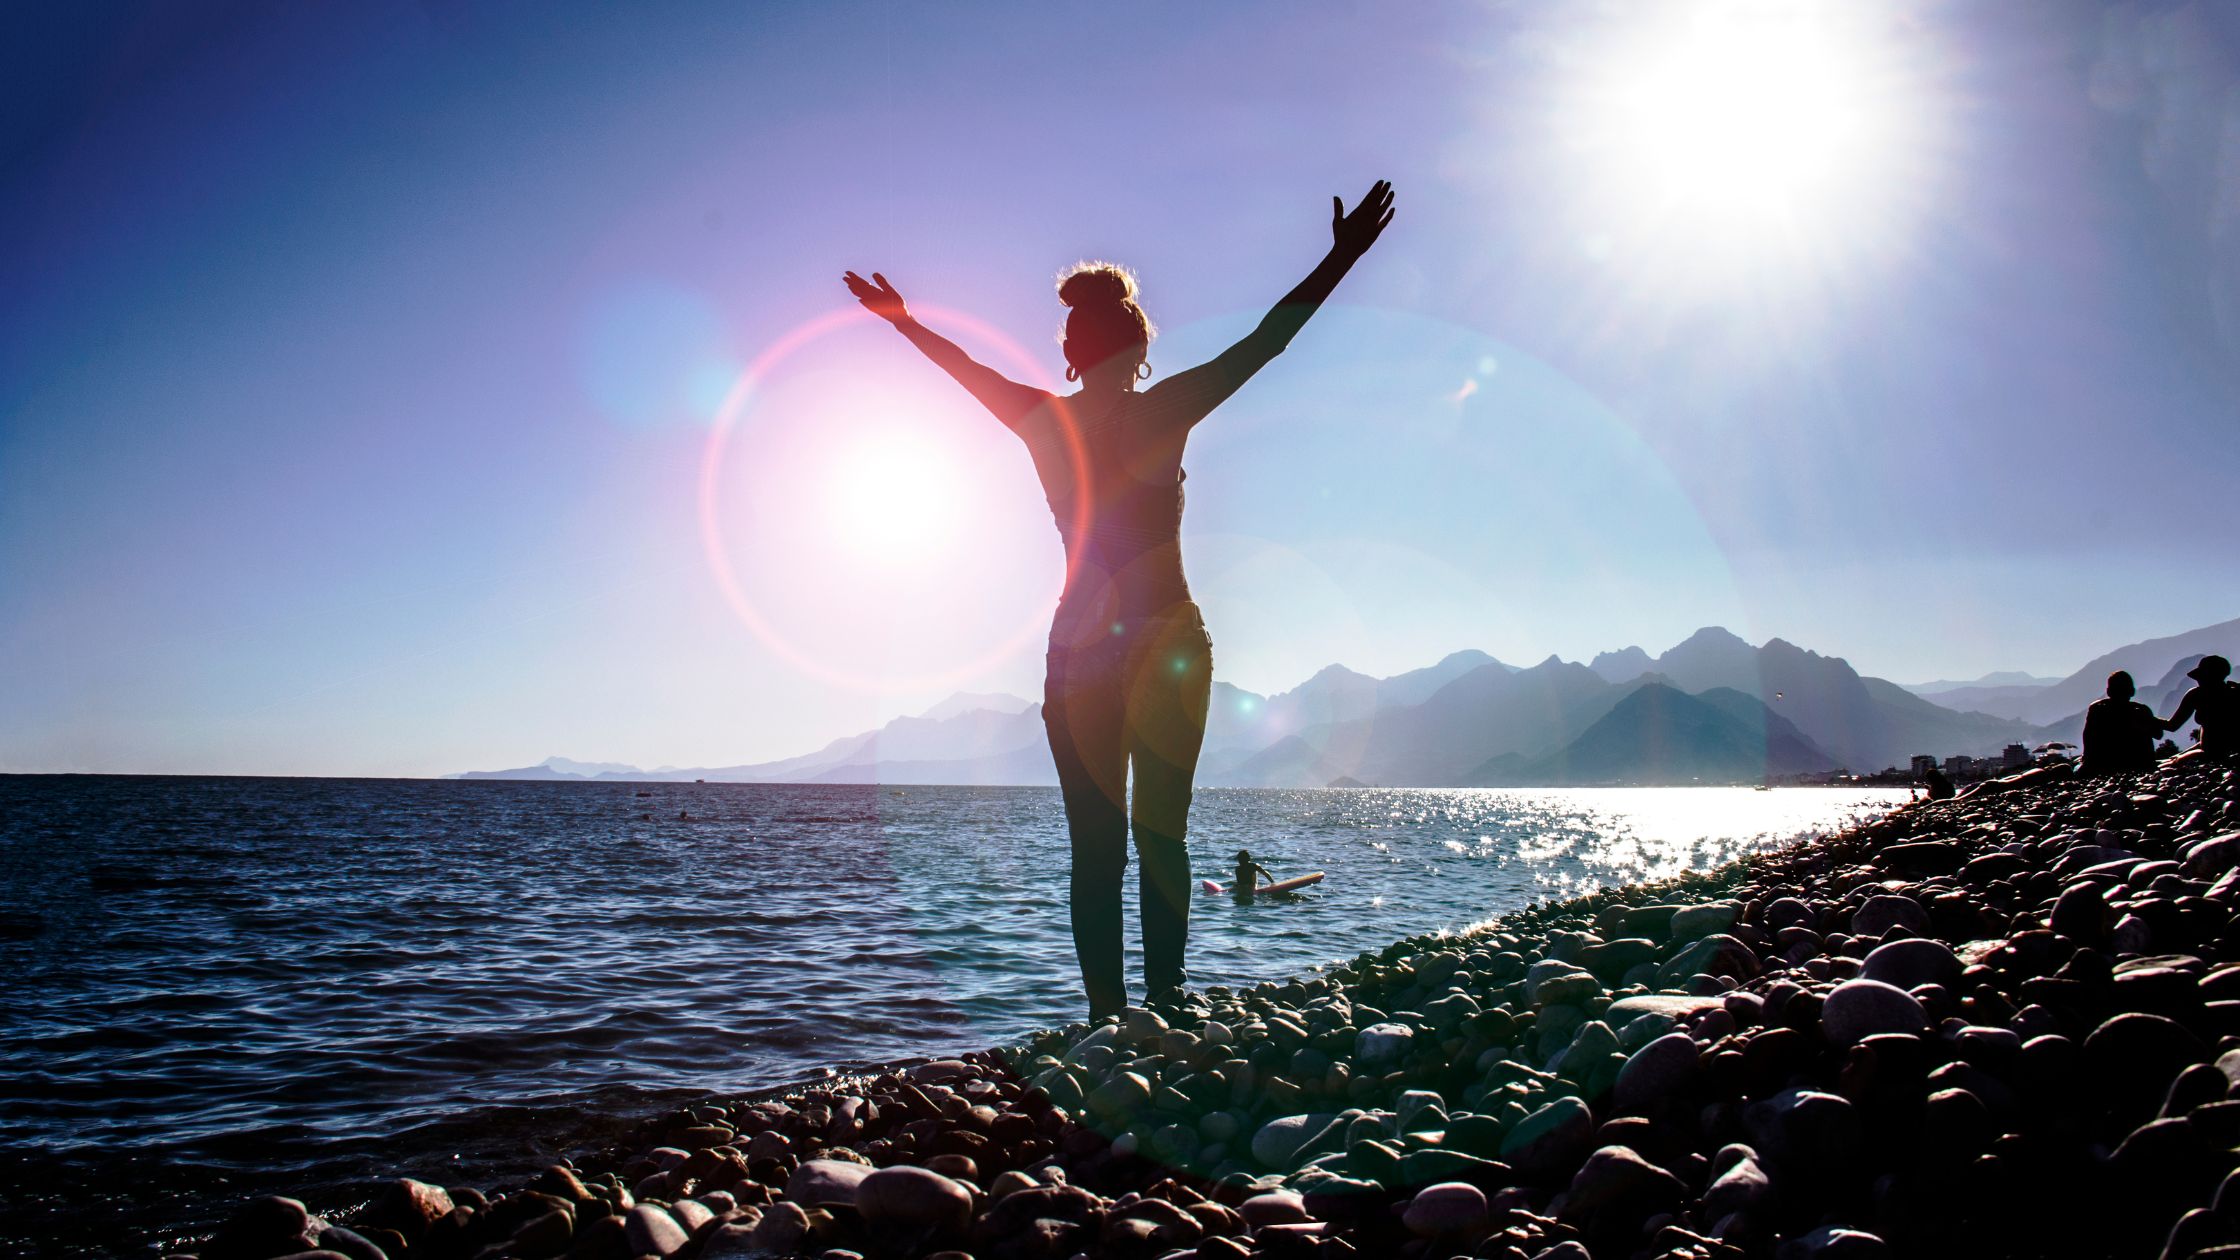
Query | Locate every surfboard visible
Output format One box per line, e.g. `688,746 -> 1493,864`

1201,871 -> 1326,897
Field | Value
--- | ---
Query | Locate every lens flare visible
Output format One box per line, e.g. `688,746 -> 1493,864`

698,306 -> 1094,693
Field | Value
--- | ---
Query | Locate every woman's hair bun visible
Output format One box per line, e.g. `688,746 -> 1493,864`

1057,262 -> 1139,310
1055,260 -> 1154,367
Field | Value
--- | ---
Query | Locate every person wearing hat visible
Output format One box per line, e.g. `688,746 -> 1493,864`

2082,670 -> 2160,774
2163,655 -> 2238,757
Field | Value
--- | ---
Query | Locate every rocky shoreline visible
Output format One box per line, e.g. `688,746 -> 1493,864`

176,754 -> 2238,1260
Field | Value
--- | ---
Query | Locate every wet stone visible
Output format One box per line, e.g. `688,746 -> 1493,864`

1820,979 -> 1927,1045
858,1165 -> 974,1231
1402,1181 -> 1489,1236
1851,895 -> 1929,938
788,1159 -> 874,1207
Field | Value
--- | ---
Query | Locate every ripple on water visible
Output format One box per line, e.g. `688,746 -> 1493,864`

0,776 -> 1898,1249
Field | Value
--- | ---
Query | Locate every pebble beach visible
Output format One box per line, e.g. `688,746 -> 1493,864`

170,752 -> 2240,1260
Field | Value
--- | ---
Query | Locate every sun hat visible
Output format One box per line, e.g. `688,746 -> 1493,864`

2188,654 -> 2232,682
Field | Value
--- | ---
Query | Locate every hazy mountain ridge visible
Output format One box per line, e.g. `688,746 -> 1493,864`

1897,682 -> 2050,721
452,617 -> 2236,787
1476,684 -> 1840,786
1906,670 -> 2061,694
2009,617 -> 2240,726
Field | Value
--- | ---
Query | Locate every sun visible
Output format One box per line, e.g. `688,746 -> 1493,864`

1566,1 -> 1933,259
824,430 -> 958,563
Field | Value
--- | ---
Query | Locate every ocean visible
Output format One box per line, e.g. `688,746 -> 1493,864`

0,775 -> 1901,1254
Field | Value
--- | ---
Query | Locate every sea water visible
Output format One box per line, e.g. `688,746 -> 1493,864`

0,776 -> 1900,1250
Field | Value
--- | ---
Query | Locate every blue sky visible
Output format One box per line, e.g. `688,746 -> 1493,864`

4,1 -> 2237,775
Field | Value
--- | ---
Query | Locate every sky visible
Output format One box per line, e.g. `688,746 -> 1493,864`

3,0 -> 2238,776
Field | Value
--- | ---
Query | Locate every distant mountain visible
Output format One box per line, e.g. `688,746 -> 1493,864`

451,700 -> 1047,783
1907,671 -> 2061,694
1377,650 -> 1514,705
1622,628 -> 2037,772
1194,651 -> 1512,771
804,742 -> 1059,786
454,759 -> 590,781
455,622 -> 2236,788
2148,655 -> 2208,715
1589,646 -> 1654,683
1908,682 -> 2053,721
1210,655 -> 1606,788
540,757 -> 642,777
2011,617 -> 2240,726
1479,684 -> 1839,785
916,691 -> 1035,721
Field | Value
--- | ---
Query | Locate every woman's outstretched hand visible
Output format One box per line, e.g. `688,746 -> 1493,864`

843,270 -> 909,324
1331,180 -> 1395,259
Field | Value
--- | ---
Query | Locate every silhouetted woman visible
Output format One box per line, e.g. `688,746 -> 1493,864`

846,181 -> 1395,1018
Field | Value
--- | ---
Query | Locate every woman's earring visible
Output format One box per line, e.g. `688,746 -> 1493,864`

1136,362 -> 1153,381
1065,365 -> 1080,382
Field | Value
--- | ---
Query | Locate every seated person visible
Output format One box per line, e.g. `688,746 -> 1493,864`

2165,654 -> 2238,757
2082,670 -> 2160,774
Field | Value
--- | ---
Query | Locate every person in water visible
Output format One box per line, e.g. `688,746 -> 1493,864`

846,181 -> 1395,1018
2081,670 -> 2161,774
1233,849 -> 1275,897
2164,654 -> 2238,757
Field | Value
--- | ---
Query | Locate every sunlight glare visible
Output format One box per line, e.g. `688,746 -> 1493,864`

1566,1 -> 1934,266
825,429 -> 958,564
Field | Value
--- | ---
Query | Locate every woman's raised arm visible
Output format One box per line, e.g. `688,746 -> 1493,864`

1151,180 -> 1395,424
843,270 -> 1049,431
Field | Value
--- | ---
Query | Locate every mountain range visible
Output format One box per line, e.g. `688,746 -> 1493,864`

453,617 -> 2237,788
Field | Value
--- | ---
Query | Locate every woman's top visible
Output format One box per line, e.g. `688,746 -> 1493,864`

1018,384 -> 1206,638
897,315 -> 1298,645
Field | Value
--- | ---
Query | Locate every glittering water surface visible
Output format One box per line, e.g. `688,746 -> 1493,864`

0,776 -> 1898,1245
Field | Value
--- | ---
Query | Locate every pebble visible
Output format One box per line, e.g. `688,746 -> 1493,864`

1237,1191 -> 1307,1228
1820,979 -> 1928,1045
1559,1144 -> 1683,1222
787,1158 -> 874,1207
1612,1031 -> 1701,1114
190,755 -> 2240,1260
1355,1022 -> 1412,1064
1851,893 -> 1929,937
622,1203 -> 689,1256
1859,937 -> 1961,990
1670,901 -> 1740,940
1252,1113 -> 1336,1168
1499,1095 -> 1595,1175
855,1156 -> 972,1228
1401,1181 -> 1488,1236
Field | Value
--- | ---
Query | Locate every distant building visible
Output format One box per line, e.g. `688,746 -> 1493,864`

2002,743 -> 2030,770
1910,755 -> 1938,779
1944,755 -> 1975,778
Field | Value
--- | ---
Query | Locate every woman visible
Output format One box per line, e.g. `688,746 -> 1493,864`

2164,654 -> 2237,757
844,180 -> 1395,1018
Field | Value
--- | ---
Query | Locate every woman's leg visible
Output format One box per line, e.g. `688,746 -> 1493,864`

1044,646 -> 1131,1019
1125,609 -> 1214,998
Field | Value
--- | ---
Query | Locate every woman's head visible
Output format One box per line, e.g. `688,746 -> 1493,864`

1058,261 -> 1154,381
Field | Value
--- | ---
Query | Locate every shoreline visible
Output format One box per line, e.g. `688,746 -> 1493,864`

101,756 -> 2240,1256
